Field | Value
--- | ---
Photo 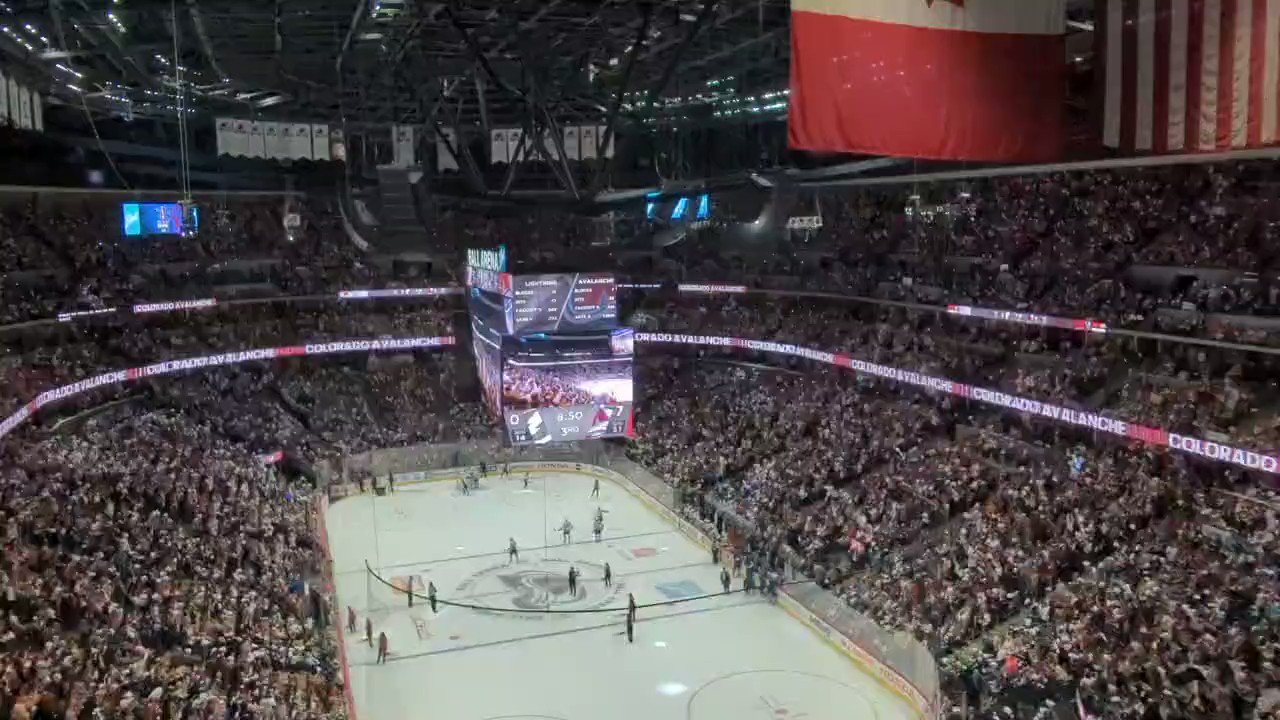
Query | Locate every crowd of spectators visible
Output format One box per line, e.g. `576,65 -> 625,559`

630,353 -> 1278,720
4,159 -> 1280,720
500,360 -> 633,411
0,306 -> 491,719
1,407 -> 345,720
676,161 -> 1280,342
635,295 -> 1280,451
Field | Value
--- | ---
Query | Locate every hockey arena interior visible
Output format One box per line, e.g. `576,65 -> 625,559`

1,1 -> 1279,719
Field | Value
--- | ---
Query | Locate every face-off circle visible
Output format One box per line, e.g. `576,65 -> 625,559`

453,558 -> 624,618
686,670 -> 881,720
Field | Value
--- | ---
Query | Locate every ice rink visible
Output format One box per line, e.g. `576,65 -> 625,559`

325,466 -> 918,720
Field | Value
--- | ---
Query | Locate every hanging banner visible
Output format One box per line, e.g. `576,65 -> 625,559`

249,122 -> 266,158
505,128 -> 525,164
16,82 -> 31,130
490,128 -> 508,164
311,124 -> 330,161
281,125 -> 296,159
29,90 -> 41,132
393,124 -> 416,167
564,125 -> 581,160
788,0 -> 1065,162
0,69 -> 8,125
580,125 -> 598,159
233,120 -> 251,157
6,78 -> 21,129
265,123 -> 284,159
293,123 -> 313,160
215,118 -> 234,155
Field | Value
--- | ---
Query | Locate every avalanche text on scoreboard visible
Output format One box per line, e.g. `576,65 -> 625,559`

509,272 -> 619,333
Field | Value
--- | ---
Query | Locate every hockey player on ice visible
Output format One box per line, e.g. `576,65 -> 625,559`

508,537 -> 519,563
593,514 -> 604,542
560,518 -> 573,544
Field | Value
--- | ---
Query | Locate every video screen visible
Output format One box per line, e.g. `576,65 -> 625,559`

501,334 -> 634,444
510,273 -> 617,333
472,330 -> 503,416
121,202 -> 196,237
467,286 -> 508,418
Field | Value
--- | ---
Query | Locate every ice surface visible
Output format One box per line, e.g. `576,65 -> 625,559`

326,470 -> 916,720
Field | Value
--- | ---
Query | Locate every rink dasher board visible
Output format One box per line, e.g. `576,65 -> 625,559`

377,461 -> 715,554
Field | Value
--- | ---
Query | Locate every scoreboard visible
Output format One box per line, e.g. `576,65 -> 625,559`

500,331 -> 634,445
509,273 -> 618,334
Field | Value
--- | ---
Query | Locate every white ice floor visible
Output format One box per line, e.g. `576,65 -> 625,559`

325,468 -> 917,720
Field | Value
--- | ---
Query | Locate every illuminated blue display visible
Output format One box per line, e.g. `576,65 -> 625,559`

121,202 -> 195,237
695,194 -> 710,220
645,191 -> 660,220
671,197 -> 689,221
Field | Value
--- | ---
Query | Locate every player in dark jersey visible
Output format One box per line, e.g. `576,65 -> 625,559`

720,567 -> 731,594
603,562 -> 612,588
508,537 -> 519,564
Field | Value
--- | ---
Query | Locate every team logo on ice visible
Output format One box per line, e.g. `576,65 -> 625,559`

498,570 -> 579,610
454,558 -> 623,619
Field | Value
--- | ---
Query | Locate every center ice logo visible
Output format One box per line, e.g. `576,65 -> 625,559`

454,558 -> 623,618
498,570 -> 577,610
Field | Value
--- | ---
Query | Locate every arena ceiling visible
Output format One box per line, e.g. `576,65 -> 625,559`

1,0 -> 1098,131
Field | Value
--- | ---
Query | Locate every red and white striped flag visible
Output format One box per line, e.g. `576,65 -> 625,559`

788,0 -> 1066,162
1101,0 -> 1280,153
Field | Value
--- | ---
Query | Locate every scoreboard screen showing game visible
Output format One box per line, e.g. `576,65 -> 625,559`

501,331 -> 634,444
510,273 -> 618,333
121,202 -> 197,237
